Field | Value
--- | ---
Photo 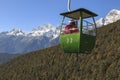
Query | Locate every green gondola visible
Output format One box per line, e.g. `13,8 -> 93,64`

60,8 -> 98,53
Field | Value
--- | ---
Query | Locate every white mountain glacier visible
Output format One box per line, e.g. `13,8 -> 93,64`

96,9 -> 120,27
0,24 -> 60,54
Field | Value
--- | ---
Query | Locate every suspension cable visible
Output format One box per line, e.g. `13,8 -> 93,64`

68,0 -> 71,12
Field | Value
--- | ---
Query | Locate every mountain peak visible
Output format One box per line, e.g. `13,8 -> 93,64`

1,24 -> 60,37
107,9 -> 120,16
96,9 -> 120,27
7,28 -> 25,36
29,24 -> 59,37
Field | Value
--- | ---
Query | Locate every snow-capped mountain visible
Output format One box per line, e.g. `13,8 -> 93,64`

96,9 -> 120,27
29,24 -> 59,38
7,28 -> 25,36
0,24 -> 60,54
5,24 -> 60,38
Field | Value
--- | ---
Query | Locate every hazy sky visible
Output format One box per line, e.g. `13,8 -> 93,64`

0,0 -> 120,32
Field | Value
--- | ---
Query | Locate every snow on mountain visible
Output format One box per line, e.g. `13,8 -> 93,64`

0,24 -> 60,54
96,18 -> 105,27
96,9 -> 120,27
29,24 -> 60,38
7,28 -> 25,36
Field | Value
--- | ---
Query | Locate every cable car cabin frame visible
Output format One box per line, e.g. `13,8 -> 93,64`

60,8 -> 98,53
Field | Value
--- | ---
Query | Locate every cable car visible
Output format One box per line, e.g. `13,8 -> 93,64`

60,8 -> 98,53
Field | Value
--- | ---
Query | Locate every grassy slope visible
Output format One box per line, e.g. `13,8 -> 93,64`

0,20 -> 120,80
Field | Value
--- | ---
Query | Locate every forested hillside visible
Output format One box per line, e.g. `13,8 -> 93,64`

0,20 -> 120,80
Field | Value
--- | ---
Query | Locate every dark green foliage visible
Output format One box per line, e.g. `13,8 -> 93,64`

0,20 -> 120,80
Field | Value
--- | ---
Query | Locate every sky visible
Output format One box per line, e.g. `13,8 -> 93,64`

0,0 -> 120,32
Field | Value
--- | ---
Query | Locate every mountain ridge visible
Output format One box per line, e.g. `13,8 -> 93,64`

0,53 -> 19,64
0,24 -> 59,54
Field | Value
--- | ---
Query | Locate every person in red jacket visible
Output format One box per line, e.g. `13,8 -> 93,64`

64,20 -> 79,34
